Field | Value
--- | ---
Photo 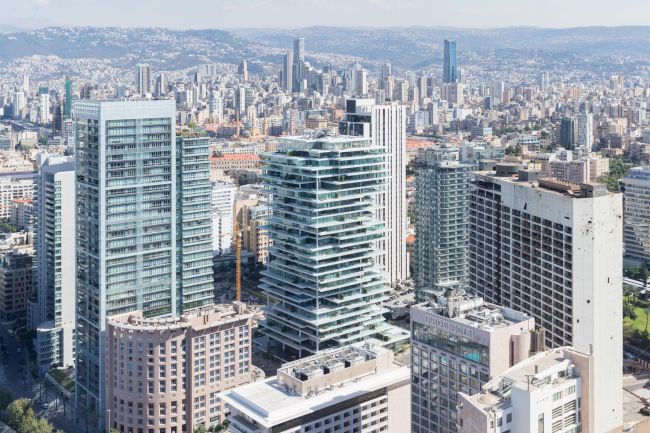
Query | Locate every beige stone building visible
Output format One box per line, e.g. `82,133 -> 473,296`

210,154 -> 262,174
234,199 -> 272,263
105,302 -> 258,433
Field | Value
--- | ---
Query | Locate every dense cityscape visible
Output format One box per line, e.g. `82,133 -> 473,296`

0,19 -> 648,433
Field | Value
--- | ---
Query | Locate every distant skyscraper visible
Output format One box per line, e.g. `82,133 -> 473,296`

136,64 -> 151,94
539,71 -> 549,90
414,144 -> 475,301
64,77 -> 73,120
578,111 -> 594,148
292,37 -> 305,93
12,91 -> 24,119
74,100 -> 213,426
560,117 -> 579,150
238,59 -> 248,81
382,62 -> 392,80
39,93 -> 50,123
282,51 -> 293,92
443,39 -> 457,84
23,75 -> 29,93
209,91 -> 224,123
154,73 -> 166,97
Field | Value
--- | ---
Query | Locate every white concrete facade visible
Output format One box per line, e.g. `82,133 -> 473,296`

469,172 -> 623,432
339,99 -> 409,284
458,347 -> 593,433
220,341 -> 410,433
35,154 -> 76,374
211,180 -> 236,256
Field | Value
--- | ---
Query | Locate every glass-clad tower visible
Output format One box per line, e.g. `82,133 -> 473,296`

443,39 -> 457,84
260,135 -> 391,358
414,144 -> 475,301
74,100 -> 213,423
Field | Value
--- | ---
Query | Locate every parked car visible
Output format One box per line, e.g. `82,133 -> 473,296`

41,404 -> 49,409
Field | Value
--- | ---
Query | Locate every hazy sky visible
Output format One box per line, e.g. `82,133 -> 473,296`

2,0 -> 650,29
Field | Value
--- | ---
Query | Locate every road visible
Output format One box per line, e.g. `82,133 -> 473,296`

0,320 -> 92,433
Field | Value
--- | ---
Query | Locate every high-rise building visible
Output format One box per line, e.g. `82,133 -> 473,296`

64,77 -> 73,120
211,180 -> 236,256
623,166 -> 650,267
577,111 -> 594,148
292,38 -> 305,93
220,341 -> 410,433
74,100 -> 214,423
34,154 -> 76,375
338,99 -> 409,284
539,71 -> 549,90
282,51 -> 293,92
39,93 -> 50,124
238,59 -> 248,81
443,39 -> 457,84
106,303 -> 254,433
12,91 -> 24,119
410,290 -> 536,433
260,135 -> 399,358
23,75 -> 29,93
414,144 -> 475,301
154,73 -> 166,97
136,64 -> 152,95
560,117 -> 579,150
458,347 -> 595,433
382,62 -> 392,83
209,91 -> 224,123
468,168 -> 623,431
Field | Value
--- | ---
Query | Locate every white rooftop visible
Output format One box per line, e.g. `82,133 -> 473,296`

220,360 -> 408,428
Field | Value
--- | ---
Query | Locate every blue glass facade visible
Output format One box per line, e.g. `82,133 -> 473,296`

443,39 -> 457,84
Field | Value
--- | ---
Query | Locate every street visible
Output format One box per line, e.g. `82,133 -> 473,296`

0,320 -> 93,433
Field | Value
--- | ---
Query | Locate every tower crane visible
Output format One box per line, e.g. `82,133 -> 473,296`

218,222 -> 250,302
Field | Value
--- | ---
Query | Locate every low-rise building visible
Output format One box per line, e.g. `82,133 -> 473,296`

220,341 -> 410,433
210,154 -> 262,175
10,198 -> 33,229
106,302 -> 257,433
458,347 -> 595,433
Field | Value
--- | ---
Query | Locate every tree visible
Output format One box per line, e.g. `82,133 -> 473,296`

8,398 -> 34,430
0,387 -> 13,411
37,136 -> 48,144
187,122 -> 197,129
27,362 -> 37,387
43,377 -> 54,401
194,423 -> 208,433
644,308 -> 650,334
624,302 -> 637,320
641,263 -> 649,287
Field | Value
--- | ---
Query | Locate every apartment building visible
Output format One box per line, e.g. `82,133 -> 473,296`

0,232 -> 35,320
468,165 -> 623,431
106,302 -> 256,433
414,145 -> 476,301
0,178 -> 34,220
623,166 -> 650,266
10,198 -> 33,229
220,341 -> 410,433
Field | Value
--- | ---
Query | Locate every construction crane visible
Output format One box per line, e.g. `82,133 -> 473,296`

218,222 -> 250,302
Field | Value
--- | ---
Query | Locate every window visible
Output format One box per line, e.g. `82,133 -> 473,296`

567,385 -> 576,395
538,413 -> 544,433
506,413 -> 512,423
552,391 -> 562,402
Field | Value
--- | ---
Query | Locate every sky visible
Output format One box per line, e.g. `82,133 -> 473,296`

2,0 -> 650,30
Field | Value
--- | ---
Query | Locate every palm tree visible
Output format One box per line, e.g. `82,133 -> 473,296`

27,362 -> 37,388
644,308 -> 650,334
43,377 -> 53,401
